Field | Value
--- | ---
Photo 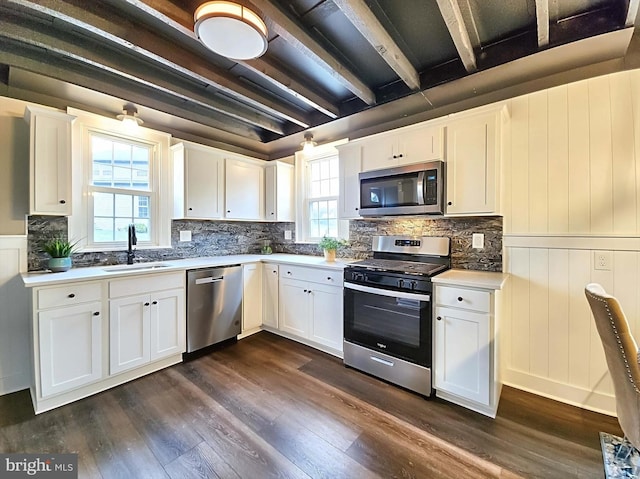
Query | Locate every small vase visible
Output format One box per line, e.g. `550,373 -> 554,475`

323,249 -> 336,262
48,257 -> 72,273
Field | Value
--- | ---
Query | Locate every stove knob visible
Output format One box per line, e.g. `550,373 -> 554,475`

398,279 -> 405,288
411,281 -> 418,290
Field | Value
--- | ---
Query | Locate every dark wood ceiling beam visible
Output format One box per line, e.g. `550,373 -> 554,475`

0,47 -> 265,141
332,0 -> 420,91
251,0 -> 377,105
119,0 -> 339,119
435,0 -> 477,73
535,0 -> 550,47
626,0 -> 640,26
5,0 -> 311,129
0,19 -> 286,136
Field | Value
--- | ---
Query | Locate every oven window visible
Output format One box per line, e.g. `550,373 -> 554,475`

351,290 -> 422,347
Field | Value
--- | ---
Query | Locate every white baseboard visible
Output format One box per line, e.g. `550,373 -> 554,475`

503,368 -> 616,416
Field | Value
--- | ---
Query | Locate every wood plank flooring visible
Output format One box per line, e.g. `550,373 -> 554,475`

0,332 -> 622,478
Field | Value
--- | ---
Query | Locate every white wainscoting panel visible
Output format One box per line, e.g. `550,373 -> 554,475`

0,236 -> 29,395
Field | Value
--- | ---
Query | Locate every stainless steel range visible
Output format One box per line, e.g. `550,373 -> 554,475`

343,235 -> 451,396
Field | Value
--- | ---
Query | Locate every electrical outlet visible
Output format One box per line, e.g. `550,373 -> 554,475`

472,233 -> 484,249
284,230 -> 292,240
179,230 -> 192,242
594,251 -> 612,271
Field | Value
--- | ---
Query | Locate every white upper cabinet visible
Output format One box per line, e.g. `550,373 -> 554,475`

172,142 -> 224,219
336,143 -> 362,219
265,160 -> 294,222
445,107 -> 507,216
225,157 -> 265,220
359,123 -> 444,172
25,106 -> 76,216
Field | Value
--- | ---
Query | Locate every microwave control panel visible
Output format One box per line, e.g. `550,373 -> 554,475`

424,169 -> 438,205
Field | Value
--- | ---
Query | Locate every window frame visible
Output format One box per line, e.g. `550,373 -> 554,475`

294,140 -> 348,244
68,108 -> 172,252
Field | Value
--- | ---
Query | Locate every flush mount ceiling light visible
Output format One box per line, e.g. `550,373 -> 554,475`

116,105 -> 143,128
301,133 -> 317,152
194,1 -> 268,60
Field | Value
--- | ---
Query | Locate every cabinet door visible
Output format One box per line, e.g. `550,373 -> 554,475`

30,112 -> 73,215
150,288 -> 185,361
109,294 -> 150,375
397,125 -> 443,166
434,306 -> 490,405
38,302 -> 103,397
262,264 -> 279,329
360,134 -> 396,172
265,162 -> 294,222
338,144 -> 362,219
185,147 -> 224,219
225,158 -> 264,219
446,113 -> 498,214
242,263 -> 263,332
309,283 -> 343,351
279,277 -> 310,338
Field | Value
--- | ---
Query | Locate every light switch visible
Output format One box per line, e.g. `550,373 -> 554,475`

284,230 -> 292,240
472,233 -> 484,249
179,230 -> 192,242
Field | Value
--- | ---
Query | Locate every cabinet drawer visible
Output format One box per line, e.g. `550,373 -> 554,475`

109,272 -> 184,298
37,282 -> 103,309
279,265 -> 343,286
436,285 -> 490,313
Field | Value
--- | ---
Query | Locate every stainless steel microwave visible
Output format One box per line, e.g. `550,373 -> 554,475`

358,161 -> 444,216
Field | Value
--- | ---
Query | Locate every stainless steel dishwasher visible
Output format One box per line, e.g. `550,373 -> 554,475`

186,265 -> 243,352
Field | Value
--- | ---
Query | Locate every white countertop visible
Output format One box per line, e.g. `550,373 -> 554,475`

22,254 -> 355,287
432,269 -> 509,290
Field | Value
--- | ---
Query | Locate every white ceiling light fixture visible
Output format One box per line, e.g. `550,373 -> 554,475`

301,133 -> 317,152
194,1 -> 268,60
116,105 -> 143,128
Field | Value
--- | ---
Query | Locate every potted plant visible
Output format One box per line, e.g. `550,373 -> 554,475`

43,237 -> 79,272
318,235 -> 348,262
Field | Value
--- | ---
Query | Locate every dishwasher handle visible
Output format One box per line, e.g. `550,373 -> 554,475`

195,276 -> 224,285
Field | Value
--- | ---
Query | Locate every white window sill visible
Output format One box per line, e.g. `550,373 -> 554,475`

79,244 -> 171,253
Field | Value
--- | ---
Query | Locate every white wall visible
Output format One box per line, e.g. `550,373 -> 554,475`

502,69 -> 640,414
0,236 -> 29,394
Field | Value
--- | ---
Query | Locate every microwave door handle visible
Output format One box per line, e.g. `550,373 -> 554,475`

416,171 -> 425,204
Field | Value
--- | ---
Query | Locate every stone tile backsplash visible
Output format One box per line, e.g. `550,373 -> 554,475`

28,215 -> 502,272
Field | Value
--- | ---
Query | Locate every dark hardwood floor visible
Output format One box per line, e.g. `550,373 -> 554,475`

0,332 -> 622,478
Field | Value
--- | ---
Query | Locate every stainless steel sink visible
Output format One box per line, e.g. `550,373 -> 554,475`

102,263 -> 172,273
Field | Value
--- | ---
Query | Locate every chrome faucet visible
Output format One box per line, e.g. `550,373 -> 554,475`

127,224 -> 137,264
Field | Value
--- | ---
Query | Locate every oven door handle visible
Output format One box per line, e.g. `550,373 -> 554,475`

344,282 -> 430,302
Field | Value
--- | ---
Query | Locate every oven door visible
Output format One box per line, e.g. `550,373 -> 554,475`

344,282 -> 432,366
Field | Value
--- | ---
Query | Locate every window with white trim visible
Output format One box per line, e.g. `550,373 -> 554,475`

68,108 -> 172,251
295,140 -> 348,243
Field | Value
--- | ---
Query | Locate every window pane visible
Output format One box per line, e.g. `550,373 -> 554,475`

135,196 -> 150,218
114,218 -> 131,242
132,145 -> 148,163
133,219 -> 150,242
310,162 -> 320,181
318,200 -> 328,219
94,192 -> 113,217
330,178 -> 339,196
310,220 -> 319,238
94,217 -> 114,242
328,221 -> 338,238
328,200 -> 337,219
92,136 -> 112,163
310,180 -> 320,198
320,179 -> 330,196
115,194 -> 133,217
320,159 -> 329,179
113,142 -> 132,165
318,219 -> 329,237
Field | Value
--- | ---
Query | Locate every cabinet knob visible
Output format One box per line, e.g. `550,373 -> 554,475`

144,302 -> 150,306
308,290 -> 312,294
398,154 -> 403,158
270,212 -> 274,215
392,155 -> 397,159
447,201 -> 452,206
287,271 -> 291,275
303,289 -> 308,293
272,270 -> 277,274
437,316 -> 442,321
327,276 -> 332,281
188,207 -> 193,211
457,296 -> 463,302
93,311 -> 100,316
152,301 -> 158,305
68,293 -> 75,298
227,210 -> 231,213
59,199 -> 66,204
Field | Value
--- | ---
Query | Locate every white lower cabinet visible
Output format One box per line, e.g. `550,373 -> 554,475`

109,273 -> 185,375
38,301 -> 103,398
277,265 -> 343,355
262,263 -> 279,329
242,262 -> 263,334
434,283 -> 500,418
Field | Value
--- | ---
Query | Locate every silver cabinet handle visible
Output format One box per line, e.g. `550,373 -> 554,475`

370,356 -> 394,367
195,276 -> 224,285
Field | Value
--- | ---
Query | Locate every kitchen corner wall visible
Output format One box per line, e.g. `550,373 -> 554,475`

27,215 -> 502,272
